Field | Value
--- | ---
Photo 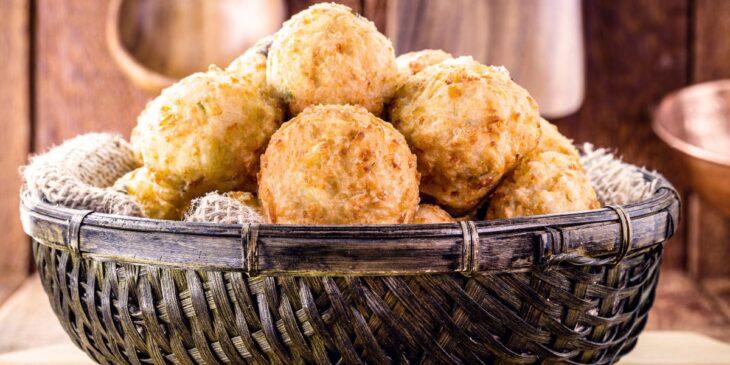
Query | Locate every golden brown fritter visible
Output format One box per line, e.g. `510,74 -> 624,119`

487,119 -> 598,219
267,3 -> 397,116
396,49 -> 453,77
113,167 -> 182,220
389,57 -> 542,214
486,151 -> 600,219
412,204 -> 455,224
258,104 -> 420,224
127,66 -> 284,219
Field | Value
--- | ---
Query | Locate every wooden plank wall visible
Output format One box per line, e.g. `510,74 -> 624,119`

0,1 -> 728,293
0,0 -> 31,299
687,0 -> 730,279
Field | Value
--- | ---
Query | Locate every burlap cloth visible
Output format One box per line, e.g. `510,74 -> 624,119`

22,133 -> 143,216
21,133 -> 658,224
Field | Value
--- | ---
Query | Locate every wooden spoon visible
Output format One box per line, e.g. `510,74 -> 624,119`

106,0 -> 285,93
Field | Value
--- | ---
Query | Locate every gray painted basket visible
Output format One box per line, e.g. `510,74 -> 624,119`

20,169 -> 679,364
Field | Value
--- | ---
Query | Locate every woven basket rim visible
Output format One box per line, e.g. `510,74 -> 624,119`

20,169 -> 680,276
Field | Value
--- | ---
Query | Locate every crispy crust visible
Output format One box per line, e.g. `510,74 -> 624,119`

396,49 -> 453,84
486,151 -> 600,219
258,104 -> 420,224
267,3 -> 397,116
412,204 -> 455,224
389,57 -> 542,214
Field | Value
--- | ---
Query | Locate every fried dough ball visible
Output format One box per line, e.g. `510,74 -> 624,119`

226,35 -> 273,88
389,57 -> 541,214
413,204 -> 455,224
536,118 -> 580,158
486,151 -> 600,219
487,119 -> 599,219
258,104 -> 419,224
267,3 -> 397,116
113,167 -> 182,220
128,66 -> 284,219
396,49 -> 453,77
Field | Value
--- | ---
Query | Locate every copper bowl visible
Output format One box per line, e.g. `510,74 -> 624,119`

653,80 -> 730,216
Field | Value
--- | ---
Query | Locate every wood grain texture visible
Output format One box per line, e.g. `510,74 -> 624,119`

0,276 -> 70,354
703,277 -> 730,326
35,0 -> 149,152
554,0 -> 691,271
0,0 -> 31,281
385,0 -> 585,118
647,270 -> 730,342
362,0 -> 388,33
687,0 -> 730,280
693,0 -> 730,82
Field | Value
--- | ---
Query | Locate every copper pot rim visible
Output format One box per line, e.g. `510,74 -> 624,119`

652,79 -> 730,168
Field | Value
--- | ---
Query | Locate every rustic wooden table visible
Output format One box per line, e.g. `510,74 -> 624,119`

1,272 -> 728,364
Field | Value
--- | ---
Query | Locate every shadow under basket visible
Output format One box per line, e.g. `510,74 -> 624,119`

20,170 -> 680,365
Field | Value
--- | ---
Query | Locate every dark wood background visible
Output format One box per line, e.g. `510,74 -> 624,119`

1,0 -> 729,299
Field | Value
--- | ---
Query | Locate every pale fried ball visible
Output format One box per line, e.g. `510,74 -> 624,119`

536,118 -> 580,158
258,104 -> 419,224
113,167 -> 182,220
267,3 -> 397,116
226,36 -> 273,89
389,57 -> 541,214
129,66 -> 284,219
413,204 -> 455,224
487,119 -> 598,219
486,151 -> 600,219
396,49 -> 453,77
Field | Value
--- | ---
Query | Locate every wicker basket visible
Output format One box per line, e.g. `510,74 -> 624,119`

20,169 -> 679,365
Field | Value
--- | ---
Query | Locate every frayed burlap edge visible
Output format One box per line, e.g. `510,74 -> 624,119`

185,192 -> 263,224
21,133 -> 143,216
580,143 -> 660,206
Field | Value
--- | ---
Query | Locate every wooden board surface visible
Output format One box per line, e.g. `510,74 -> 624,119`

0,276 -> 69,354
0,0 -> 31,290
646,270 -> 730,342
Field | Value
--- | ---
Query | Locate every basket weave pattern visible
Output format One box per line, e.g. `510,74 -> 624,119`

34,240 -> 661,364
